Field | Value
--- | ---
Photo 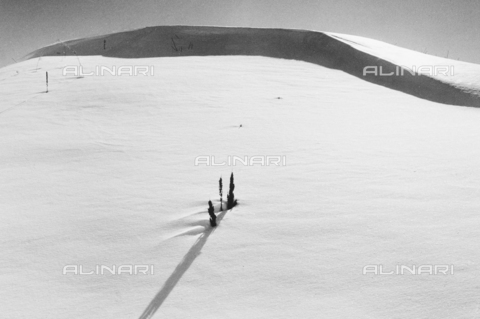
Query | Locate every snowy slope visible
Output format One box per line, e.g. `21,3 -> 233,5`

328,32 -> 480,96
24,26 -> 480,107
1,30 -> 480,319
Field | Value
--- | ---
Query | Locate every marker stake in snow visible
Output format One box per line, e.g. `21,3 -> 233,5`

46,71 -> 48,93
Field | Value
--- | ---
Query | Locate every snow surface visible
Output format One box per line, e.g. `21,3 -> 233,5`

1,42 -> 480,318
328,32 -> 480,94
23,25 -> 480,107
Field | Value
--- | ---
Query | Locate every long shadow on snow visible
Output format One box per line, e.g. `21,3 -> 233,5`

138,208 -> 230,319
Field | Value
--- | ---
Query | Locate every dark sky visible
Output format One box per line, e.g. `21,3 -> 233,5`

1,0 -> 479,68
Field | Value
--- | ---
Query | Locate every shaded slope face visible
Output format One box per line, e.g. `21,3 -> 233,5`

25,26 -> 480,107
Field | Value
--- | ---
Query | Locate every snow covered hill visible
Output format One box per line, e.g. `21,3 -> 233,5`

24,26 -> 480,107
1,27 -> 480,318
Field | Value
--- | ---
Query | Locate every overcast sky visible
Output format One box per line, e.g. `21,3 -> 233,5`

1,0 -> 479,68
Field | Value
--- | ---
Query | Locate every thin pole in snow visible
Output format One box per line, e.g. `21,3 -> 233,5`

46,72 -> 48,93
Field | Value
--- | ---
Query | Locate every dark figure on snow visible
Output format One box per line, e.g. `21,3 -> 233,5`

208,200 -> 216,227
